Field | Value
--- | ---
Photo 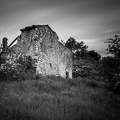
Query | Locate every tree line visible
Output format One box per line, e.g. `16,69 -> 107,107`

65,35 -> 120,94
65,37 -> 101,61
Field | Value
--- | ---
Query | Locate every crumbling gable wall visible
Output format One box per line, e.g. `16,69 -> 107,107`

11,25 -> 72,78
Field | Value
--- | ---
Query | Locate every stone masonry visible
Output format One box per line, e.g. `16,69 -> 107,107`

10,25 -> 72,78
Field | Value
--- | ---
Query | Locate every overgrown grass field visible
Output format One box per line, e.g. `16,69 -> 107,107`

0,76 -> 120,120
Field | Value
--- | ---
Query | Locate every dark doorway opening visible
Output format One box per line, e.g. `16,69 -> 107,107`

66,71 -> 69,79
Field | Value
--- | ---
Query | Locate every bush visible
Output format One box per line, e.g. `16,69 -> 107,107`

99,56 -> 120,94
0,55 -> 36,82
72,58 -> 97,78
100,57 -> 119,79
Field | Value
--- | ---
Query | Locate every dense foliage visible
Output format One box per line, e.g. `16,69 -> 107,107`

65,37 -> 101,78
0,54 -> 36,82
65,37 -> 88,59
65,35 -> 120,94
105,35 -> 120,59
100,35 -> 120,94
88,50 -> 101,61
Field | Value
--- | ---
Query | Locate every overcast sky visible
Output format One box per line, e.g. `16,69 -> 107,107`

0,0 -> 120,56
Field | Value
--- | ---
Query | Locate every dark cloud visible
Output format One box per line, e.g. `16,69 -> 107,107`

0,0 -> 120,56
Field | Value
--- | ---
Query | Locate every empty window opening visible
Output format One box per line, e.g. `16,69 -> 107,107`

66,71 -> 69,79
50,63 -> 52,69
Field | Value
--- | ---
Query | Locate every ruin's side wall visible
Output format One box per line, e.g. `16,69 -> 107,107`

58,42 -> 72,78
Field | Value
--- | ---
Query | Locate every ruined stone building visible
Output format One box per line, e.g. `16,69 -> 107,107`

9,25 -> 72,78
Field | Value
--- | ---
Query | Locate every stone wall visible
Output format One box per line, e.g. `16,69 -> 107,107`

11,25 -> 72,78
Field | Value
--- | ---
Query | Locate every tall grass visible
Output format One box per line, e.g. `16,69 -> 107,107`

0,76 -> 120,120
